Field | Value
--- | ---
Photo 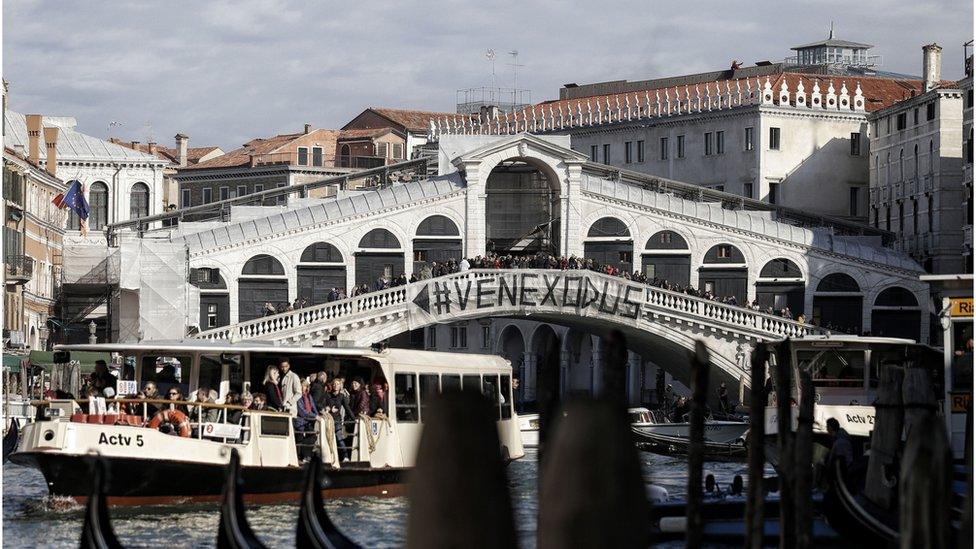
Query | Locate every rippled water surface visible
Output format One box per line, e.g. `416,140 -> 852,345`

3,450 -> 750,548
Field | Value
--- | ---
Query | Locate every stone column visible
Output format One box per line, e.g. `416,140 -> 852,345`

627,351 -> 643,405
591,335 -> 604,396
561,161 -> 586,257
459,160 -> 487,257
521,351 -> 537,402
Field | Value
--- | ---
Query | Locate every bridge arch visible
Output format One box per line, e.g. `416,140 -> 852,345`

755,258 -> 805,315
356,227 -> 405,287
484,156 -> 562,255
871,286 -> 921,340
812,272 -> 863,334
642,230 -> 692,286
412,214 -> 462,273
297,242 -> 346,305
238,254 -> 288,322
698,243 -> 748,304
583,216 -> 634,273
495,324 -> 527,396
564,328 -> 595,396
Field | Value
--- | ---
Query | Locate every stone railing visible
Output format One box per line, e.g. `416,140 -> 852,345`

194,269 -> 825,344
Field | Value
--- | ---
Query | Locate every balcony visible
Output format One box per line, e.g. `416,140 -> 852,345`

4,255 -> 34,284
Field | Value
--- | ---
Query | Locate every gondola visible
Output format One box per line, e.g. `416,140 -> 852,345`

823,459 -> 899,545
79,456 -> 125,549
631,426 -> 748,461
297,451 -> 362,549
217,449 -> 268,549
3,420 -> 19,463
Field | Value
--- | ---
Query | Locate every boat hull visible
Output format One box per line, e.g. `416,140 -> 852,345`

632,428 -> 747,461
10,451 -> 407,506
636,421 -> 749,444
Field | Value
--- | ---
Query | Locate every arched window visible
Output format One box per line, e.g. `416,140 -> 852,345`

300,242 -> 343,263
898,202 -> 904,234
874,286 -> 918,307
702,243 -> 745,263
359,228 -> 401,249
645,230 -> 689,250
89,181 -> 109,230
912,198 -> 919,234
586,217 -> 630,238
898,148 -> 904,181
340,144 -> 351,167
816,273 -> 860,293
129,182 -> 150,220
759,258 -> 801,279
416,215 -> 460,236
242,254 -> 285,276
913,144 -> 919,178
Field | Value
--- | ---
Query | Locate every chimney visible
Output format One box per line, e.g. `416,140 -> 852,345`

130,141 -> 141,152
25,114 -> 42,165
175,133 -> 188,167
148,141 -> 157,156
304,123 -> 312,134
43,126 -> 59,176
923,43 -> 942,92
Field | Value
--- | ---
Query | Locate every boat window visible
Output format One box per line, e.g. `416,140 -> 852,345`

199,355 -> 223,396
138,355 -> 191,397
442,374 -> 461,392
500,375 -> 512,419
395,373 -> 419,423
483,374 -> 501,420
798,349 -> 866,388
419,374 -> 439,421
462,375 -> 481,393
629,411 -> 650,424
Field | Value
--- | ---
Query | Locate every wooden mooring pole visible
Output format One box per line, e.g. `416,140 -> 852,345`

745,344 -> 768,549
774,339 -> 795,549
864,364 -> 904,509
793,370 -> 814,549
899,411 -> 951,549
685,341 -> 710,549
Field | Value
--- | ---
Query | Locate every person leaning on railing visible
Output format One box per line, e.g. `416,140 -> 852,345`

294,379 -> 319,462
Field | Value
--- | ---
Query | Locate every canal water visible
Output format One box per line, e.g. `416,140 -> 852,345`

3,450 -> 748,548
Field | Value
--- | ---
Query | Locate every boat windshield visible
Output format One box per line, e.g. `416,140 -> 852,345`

137,355 -> 192,397
797,349 -> 866,388
629,410 -> 652,424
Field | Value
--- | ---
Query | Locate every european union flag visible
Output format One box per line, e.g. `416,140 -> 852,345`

53,180 -> 90,220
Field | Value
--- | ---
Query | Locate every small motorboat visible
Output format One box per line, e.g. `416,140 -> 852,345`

631,410 -> 749,461
519,407 -> 655,449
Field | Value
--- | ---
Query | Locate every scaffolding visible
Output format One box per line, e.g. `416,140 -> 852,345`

456,87 -> 532,116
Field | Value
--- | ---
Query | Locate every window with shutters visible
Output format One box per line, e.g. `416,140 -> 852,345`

129,182 -> 149,219
297,147 -> 309,165
744,127 -> 754,151
312,147 -> 323,167
716,131 -> 725,154
90,182 -> 109,230
636,140 -> 645,162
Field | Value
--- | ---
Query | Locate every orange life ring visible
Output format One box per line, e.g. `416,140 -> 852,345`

147,409 -> 191,437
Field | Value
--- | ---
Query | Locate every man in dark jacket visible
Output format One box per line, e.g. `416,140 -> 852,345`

310,371 -> 329,411
322,379 -> 355,460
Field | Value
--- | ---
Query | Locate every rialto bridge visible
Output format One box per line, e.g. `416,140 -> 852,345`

123,133 -> 928,403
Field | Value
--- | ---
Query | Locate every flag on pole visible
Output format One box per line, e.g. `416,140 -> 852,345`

53,180 -> 90,235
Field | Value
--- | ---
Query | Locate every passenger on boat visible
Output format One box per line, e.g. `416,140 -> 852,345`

166,387 -> 189,414
241,392 -> 254,410
369,382 -> 388,418
323,378 -> 355,460
310,371 -> 329,411
671,396 -> 691,422
250,392 -> 269,411
190,387 -> 221,424
350,377 -> 370,417
717,382 -> 731,414
278,359 -> 302,414
825,418 -> 853,471
294,379 -> 319,462
262,366 -> 284,411
224,391 -> 244,425
89,360 -> 116,397
135,382 -> 160,417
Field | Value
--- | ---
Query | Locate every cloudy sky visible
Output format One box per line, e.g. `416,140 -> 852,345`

4,1 -> 972,151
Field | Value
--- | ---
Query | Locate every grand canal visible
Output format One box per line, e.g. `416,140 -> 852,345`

3,449 -> 749,548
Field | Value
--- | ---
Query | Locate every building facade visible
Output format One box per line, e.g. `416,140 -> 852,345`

867,44 -> 969,274
3,147 -> 67,351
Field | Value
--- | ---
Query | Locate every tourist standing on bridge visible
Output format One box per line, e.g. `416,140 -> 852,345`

459,257 -> 470,271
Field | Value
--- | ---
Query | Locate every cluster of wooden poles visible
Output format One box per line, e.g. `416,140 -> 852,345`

78,330 -> 971,548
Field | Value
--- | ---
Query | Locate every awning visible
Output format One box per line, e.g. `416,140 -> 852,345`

27,350 -> 112,374
2,354 -> 27,372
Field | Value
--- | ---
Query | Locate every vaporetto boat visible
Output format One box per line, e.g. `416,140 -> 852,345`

9,341 -> 523,505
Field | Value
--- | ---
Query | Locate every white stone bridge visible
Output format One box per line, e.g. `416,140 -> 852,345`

194,268 -> 823,386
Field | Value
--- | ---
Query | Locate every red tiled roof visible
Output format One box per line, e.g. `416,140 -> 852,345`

368,108 -> 474,133
338,128 -> 397,140
108,139 -> 222,164
182,128 -> 342,170
516,70 -> 927,121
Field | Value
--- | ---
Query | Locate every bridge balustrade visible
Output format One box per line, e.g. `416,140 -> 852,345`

195,269 -> 824,344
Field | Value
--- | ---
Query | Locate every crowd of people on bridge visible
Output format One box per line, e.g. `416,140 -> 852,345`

255,251 -> 808,323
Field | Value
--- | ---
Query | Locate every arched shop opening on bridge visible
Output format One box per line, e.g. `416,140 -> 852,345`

812,273 -> 863,334
871,286 -> 922,340
238,255 -> 288,322
356,228 -> 403,286
496,324 -> 527,399
529,324 -> 560,410
583,217 -> 633,272
412,215 -> 462,273
485,158 -> 560,255
298,242 -> 346,305
698,243 -> 748,304
191,267 -> 229,330
755,258 -> 805,315
642,230 -> 691,286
